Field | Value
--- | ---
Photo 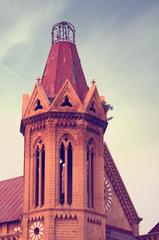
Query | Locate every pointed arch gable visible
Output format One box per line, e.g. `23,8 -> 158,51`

23,83 -> 50,118
58,132 -> 78,147
83,85 -> 106,121
87,138 -> 96,149
104,143 -> 142,227
49,79 -> 83,112
33,136 -> 45,151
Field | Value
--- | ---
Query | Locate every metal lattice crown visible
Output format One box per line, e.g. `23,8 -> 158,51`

52,21 -> 75,44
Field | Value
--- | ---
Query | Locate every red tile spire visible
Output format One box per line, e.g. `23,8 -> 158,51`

41,21 -> 88,101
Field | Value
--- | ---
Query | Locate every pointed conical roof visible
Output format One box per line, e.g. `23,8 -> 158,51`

41,21 -> 88,102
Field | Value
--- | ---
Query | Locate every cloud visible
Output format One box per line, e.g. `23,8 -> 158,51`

0,0 -> 73,96
0,0 -> 74,158
0,0 -> 72,62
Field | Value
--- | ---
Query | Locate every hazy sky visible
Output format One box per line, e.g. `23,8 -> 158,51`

0,0 -> 159,235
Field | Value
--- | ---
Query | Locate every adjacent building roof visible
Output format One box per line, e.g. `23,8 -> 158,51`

137,222 -> 159,239
0,176 -> 23,224
148,222 -> 159,234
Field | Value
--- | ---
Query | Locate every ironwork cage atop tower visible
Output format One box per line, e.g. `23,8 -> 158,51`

52,21 -> 75,44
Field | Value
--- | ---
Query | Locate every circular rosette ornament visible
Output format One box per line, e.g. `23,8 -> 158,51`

104,177 -> 112,211
29,221 -> 44,240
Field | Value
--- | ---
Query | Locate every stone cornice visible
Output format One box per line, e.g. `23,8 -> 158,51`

20,111 -> 108,135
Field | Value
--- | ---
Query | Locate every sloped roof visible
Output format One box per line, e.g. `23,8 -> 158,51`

148,223 -> 159,234
0,176 -> 23,223
137,231 -> 159,240
137,223 -> 159,240
104,143 -> 142,225
41,41 -> 88,102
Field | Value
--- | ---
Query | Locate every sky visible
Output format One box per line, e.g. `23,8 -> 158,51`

0,0 -> 159,235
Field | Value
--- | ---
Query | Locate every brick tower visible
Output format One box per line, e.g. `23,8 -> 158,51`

20,21 -> 108,240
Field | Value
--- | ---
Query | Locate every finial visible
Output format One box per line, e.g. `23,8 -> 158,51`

91,79 -> 96,85
36,76 -> 41,83
52,21 -> 75,44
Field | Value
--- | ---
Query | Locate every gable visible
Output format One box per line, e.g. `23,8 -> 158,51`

23,83 -> 50,118
105,175 -> 132,231
49,79 -> 83,112
83,84 -> 106,121
104,143 -> 142,234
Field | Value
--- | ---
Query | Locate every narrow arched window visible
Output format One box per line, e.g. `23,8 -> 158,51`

67,143 -> 72,205
59,135 -> 73,205
35,146 -> 40,207
59,143 -> 65,205
41,144 -> 45,206
87,141 -> 94,208
34,140 -> 45,207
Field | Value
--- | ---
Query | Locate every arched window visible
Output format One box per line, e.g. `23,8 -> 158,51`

87,141 -> 94,208
67,143 -> 72,205
35,146 -> 40,207
59,143 -> 65,204
34,140 -> 45,207
59,135 -> 73,205
41,144 -> 45,206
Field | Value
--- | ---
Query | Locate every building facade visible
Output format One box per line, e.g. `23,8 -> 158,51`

0,21 -> 158,240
